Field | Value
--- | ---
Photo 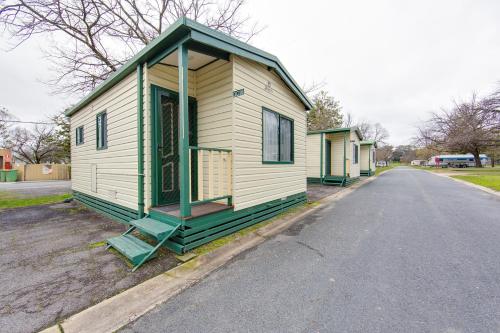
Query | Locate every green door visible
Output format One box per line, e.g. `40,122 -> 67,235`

153,86 -> 197,206
325,139 -> 331,176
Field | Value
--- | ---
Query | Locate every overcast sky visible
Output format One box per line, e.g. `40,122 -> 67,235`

1,0 -> 500,145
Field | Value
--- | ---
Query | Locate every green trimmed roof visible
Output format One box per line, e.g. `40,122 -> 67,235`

360,140 -> 377,147
66,17 -> 312,117
307,127 -> 363,140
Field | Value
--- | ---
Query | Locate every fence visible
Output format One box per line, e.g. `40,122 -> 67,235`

15,164 -> 71,181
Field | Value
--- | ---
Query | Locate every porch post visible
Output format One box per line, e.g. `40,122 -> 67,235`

343,131 -> 347,178
178,43 -> 191,217
320,133 -> 324,183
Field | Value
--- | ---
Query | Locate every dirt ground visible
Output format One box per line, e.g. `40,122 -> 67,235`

0,201 -> 179,333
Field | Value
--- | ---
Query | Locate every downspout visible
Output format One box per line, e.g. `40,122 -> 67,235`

343,131 -> 346,178
137,64 -> 144,218
320,133 -> 324,183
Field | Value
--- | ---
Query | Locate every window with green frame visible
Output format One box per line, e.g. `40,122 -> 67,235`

262,107 -> 294,163
96,111 -> 107,150
75,126 -> 84,145
353,143 -> 359,164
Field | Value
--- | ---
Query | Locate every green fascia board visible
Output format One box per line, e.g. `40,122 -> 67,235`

360,140 -> 377,148
66,17 -> 312,117
308,127 -> 363,140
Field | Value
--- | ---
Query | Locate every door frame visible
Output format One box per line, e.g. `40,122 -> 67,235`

325,139 -> 332,176
150,84 -> 197,207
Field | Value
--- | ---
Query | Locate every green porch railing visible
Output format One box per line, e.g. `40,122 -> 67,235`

189,146 -> 233,206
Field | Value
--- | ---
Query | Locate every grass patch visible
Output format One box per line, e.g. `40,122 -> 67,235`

451,175 -> 500,191
88,240 -> 107,249
0,192 -> 72,209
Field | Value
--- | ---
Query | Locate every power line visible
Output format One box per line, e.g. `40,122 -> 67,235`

1,120 -> 56,125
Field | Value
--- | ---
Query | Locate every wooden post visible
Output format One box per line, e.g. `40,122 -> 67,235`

227,152 -> 232,196
198,150 -> 204,201
343,131 -> 347,178
208,150 -> 214,199
178,43 -> 191,217
320,133 -> 324,183
218,151 -> 223,196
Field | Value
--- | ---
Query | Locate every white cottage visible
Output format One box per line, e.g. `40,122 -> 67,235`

306,127 -> 363,186
66,17 -> 312,269
360,141 -> 377,176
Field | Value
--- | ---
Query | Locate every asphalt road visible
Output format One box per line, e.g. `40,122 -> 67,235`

122,167 -> 500,333
0,180 -> 71,197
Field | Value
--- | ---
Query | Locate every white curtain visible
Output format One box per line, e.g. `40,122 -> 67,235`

263,110 -> 279,161
280,118 -> 292,161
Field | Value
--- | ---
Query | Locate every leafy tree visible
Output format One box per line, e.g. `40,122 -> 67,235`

0,106 -> 15,147
307,91 -> 343,131
49,112 -> 71,163
0,0 -> 260,94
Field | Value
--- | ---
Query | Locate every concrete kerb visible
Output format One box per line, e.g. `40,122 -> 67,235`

41,175 -> 381,333
423,169 -> 500,198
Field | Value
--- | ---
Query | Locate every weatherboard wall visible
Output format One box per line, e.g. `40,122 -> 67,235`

70,71 -> 139,210
306,133 -> 322,178
349,130 -> 360,178
232,55 -> 307,211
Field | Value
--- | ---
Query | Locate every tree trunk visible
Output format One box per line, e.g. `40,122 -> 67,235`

472,149 -> 482,168
492,152 -> 495,167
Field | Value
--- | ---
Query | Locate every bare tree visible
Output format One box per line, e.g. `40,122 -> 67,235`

356,120 -> 372,139
343,112 -> 354,128
6,125 -> 60,163
371,123 -> 389,145
354,120 -> 389,144
0,0 -> 261,94
376,145 -> 393,164
417,93 -> 500,167
301,80 -> 327,96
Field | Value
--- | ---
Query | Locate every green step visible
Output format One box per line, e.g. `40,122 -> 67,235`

129,217 -> 178,240
107,234 -> 156,265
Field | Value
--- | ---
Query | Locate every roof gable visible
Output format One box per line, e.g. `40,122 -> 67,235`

66,17 -> 311,116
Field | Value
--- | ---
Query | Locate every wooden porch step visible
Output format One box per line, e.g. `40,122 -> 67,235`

129,217 -> 178,240
107,234 -> 156,265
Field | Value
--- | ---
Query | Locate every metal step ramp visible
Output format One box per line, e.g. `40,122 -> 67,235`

106,217 -> 180,272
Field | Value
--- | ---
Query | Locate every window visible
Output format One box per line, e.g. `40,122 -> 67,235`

96,111 -> 107,150
353,144 -> 359,164
76,126 -> 84,145
262,108 -> 293,163
372,150 -> 375,163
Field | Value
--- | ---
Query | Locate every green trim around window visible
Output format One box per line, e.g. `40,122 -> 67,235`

96,110 -> 108,150
261,107 -> 294,164
75,126 -> 84,145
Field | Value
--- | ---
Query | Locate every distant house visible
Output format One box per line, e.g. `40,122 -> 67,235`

65,17 -> 312,269
306,127 -> 363,186
410,160 -> 426,166
360,141 -> 377,176
376,160 -> 388,167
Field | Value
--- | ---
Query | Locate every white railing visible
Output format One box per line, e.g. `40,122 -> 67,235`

189,146 -> 232,205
